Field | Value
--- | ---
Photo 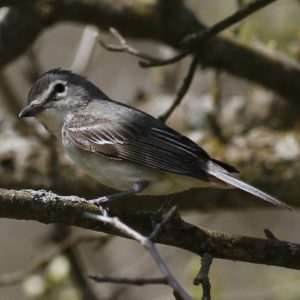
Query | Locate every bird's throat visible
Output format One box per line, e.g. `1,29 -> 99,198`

37,109 -> 68,139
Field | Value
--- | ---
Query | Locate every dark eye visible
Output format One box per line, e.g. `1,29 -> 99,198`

54,83 -> 65,94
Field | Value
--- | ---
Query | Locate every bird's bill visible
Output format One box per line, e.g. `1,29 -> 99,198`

19,101 -> 44,118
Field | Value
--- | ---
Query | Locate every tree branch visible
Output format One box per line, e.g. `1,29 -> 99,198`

89,275 -> 168,286
182,0 -> 277,47
1,188 -> 299,270
87,212 -> 193,300
158,55 -> 199,122
0,1 -> 299,104
193,253 -> 213,300
99,27 -> 165,67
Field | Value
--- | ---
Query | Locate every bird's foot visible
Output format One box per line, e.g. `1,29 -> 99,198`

89,196 -> 109,206
150,211 -> 164,232
89,197 -> 110,217
150,195 -> 176,237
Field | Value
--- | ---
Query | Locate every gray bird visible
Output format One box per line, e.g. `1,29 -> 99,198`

19,69 -> 291,210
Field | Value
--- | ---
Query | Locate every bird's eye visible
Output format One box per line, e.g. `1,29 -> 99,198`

54,83 -> 65,94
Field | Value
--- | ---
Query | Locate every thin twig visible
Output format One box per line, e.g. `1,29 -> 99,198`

100,28 -> 163,64
86,213 -> 193,300
1,0 -> 299,103
159,55 -> 199,122
140,51 -> 190,68
100,27 -> 189,68
97,1 -> 278,80
0,233 -> 109,286
193,253 -> 213,300
89,275 -> 168,286
164,0 -> 277,128
182,0 -> 277,47
148,206 -> 178,241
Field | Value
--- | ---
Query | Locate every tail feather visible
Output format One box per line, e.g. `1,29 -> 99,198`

208,168 -> 292,211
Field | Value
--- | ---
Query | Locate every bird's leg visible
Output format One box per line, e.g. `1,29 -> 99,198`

150,194 -> 175,230
90,181 -> 149,206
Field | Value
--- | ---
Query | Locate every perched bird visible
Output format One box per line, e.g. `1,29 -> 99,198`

19,69 -> 291,210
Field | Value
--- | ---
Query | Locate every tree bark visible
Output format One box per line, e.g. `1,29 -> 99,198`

0,188 -> 299,270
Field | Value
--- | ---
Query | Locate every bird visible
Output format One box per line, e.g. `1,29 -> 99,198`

19,69 -> 291,210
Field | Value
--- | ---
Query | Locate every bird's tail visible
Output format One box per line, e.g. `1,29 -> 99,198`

208,165 -> 292,210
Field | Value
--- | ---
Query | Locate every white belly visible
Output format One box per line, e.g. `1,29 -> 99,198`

63,136 -> 212,196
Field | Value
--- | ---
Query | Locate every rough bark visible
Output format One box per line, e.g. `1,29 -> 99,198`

0,188 -> 299,270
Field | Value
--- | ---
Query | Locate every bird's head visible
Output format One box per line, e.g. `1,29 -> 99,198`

19,69 -> 108,136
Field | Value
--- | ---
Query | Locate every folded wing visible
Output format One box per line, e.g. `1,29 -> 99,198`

64,112 -> 216,182
64,109 -> 291,210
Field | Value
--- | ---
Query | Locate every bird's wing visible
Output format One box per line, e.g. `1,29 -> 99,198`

64,111 -> 292,210
64,112 -> 220,181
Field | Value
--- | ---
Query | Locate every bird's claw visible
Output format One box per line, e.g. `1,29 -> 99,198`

89,197 -> 110,216
150,211 -> 164,231
89,196 -> 109,205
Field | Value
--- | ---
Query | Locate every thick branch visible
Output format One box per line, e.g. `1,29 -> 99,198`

0,1 -> 299,104
0,4 -> 46,67
1,188 -> 299,270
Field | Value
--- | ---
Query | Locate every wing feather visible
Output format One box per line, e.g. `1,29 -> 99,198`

64,110 -> 290,209
65,113 -> 211,180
